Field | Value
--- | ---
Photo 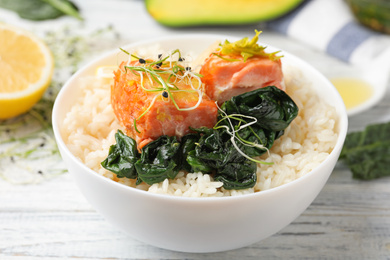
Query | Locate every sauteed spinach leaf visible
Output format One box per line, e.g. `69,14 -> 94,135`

101,130 -> 139,179
101,86 -> 299,190
222,85 -> 298,132
135,136 -> 182,185
186,126 -> 258,189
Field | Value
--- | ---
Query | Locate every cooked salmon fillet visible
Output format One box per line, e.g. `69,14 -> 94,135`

111,60 -> 218,149
199,52 -> 285,105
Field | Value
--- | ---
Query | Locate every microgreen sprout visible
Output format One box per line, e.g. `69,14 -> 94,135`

214,106 -> 273,165
120,48 -> 204,132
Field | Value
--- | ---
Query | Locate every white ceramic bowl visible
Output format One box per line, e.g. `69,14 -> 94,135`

52,34 -> 348,253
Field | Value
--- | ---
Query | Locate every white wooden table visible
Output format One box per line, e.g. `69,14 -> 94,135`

1,1 -> 390,259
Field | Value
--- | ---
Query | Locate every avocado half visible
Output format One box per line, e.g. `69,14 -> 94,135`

145,0 -> 304,27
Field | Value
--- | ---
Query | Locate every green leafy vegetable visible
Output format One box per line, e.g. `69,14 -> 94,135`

179,133 -> 200,172
101,86 -> 299,190
187,126 -> 259,189
0,0 -> 81,21
184,86 -> 298,189
135,136 -> 182,185
214,160 -> 257,190
220,85 -> 298,150
101,130 -> 139,179
340,121 -> 390,180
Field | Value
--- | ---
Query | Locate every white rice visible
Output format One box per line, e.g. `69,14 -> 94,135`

62,67 -> 338,197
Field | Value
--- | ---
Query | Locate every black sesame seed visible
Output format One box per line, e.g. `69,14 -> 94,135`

10,156 -> 15,163
178,57 -> 185,62
185,67 -> 191,71
162,91 -> 169,98
139,58 -> 146,64
39,143 -> 45,147
158,54 -> 162,59
156,62 -> 162,68
37,170 -> 43,175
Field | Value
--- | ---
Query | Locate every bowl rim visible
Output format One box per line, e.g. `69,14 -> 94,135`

52,33 -> 348,202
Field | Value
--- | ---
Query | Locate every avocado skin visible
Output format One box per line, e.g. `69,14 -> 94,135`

145,0 -> 304,27
346,0 -> 390,34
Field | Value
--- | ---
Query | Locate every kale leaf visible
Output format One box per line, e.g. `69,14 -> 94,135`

340,121 -> 390,180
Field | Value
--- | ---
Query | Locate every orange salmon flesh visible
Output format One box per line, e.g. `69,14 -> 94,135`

200,53 -> 285,104
111,61 -> 218,149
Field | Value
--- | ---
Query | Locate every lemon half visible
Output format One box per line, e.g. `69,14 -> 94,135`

0,23 -> 54,119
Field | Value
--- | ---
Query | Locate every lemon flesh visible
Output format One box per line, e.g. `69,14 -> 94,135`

0,24 -> 54,119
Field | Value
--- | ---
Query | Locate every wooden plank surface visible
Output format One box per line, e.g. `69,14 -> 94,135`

1,0 -> 390,259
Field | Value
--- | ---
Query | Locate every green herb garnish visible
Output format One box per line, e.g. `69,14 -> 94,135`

214,30 -> 282,62
340,121 -> 390,180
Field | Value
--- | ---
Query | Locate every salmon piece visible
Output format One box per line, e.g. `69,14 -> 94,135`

199,53 -> 285,104
111,60 -> 218,149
